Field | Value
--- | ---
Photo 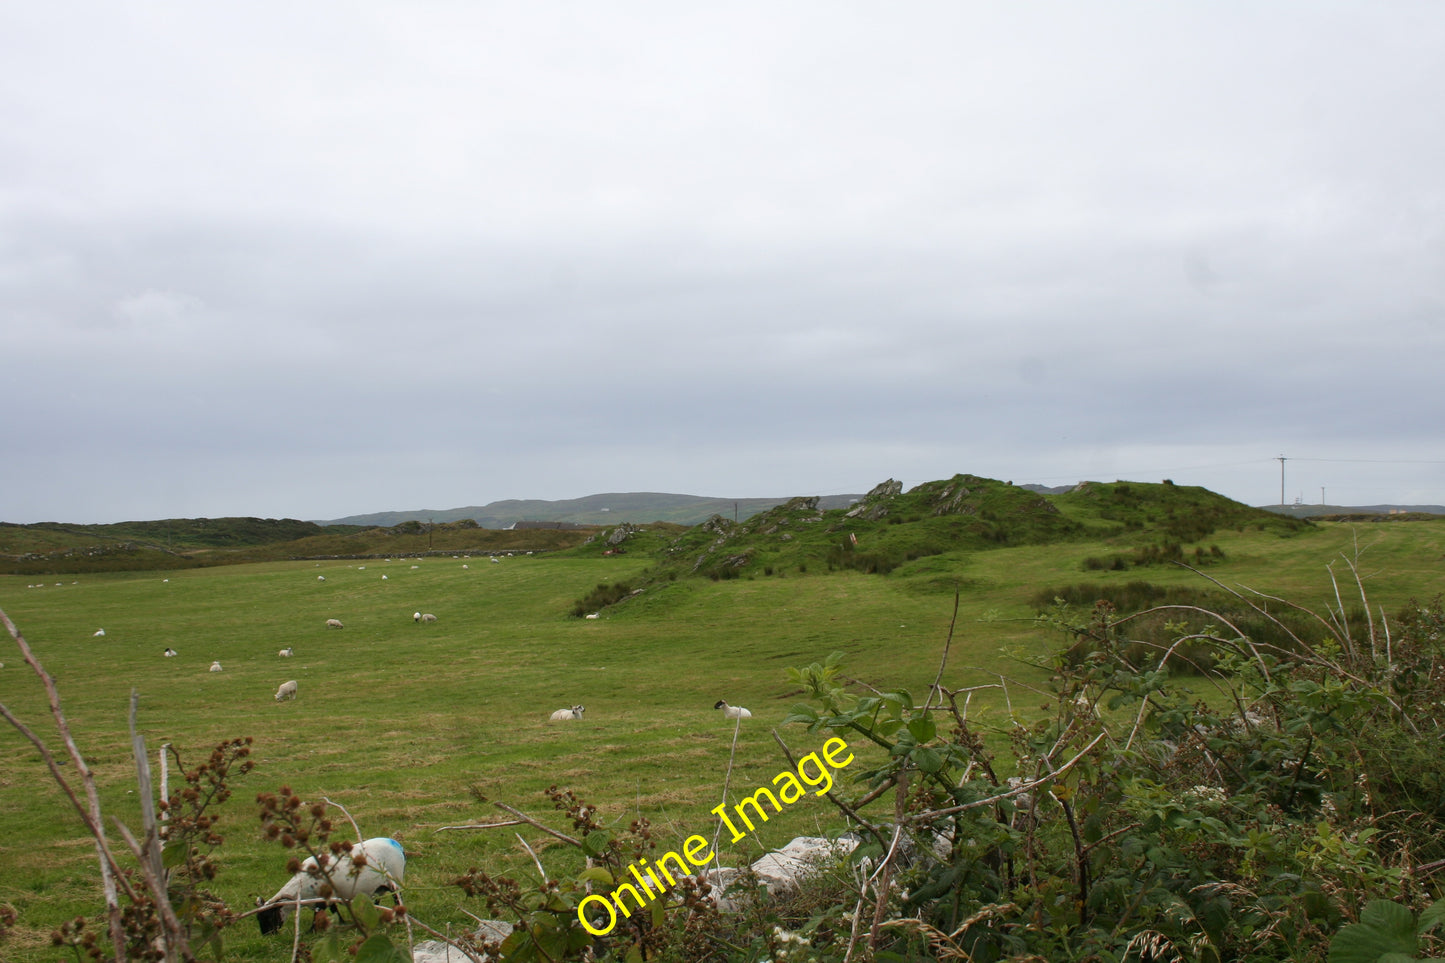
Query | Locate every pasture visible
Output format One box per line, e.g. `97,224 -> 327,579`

0,517 -> 1442,960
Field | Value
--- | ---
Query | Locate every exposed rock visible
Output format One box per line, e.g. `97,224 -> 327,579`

605,523 -> 638,546
411,920 -> 514,962
699,836 -> 859,913
846,479 -> 902,520
700,515 -> 735,537
748,836 -> 858,896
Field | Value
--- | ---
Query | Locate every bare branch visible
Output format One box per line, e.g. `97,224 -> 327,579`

2,605 -> 128,958
491,802 -> 581,847
322,796 -> 365,843
924,587 -> 963,713
771,729 -> 886,846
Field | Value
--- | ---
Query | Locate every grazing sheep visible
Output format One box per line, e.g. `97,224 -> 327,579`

164,647 -> 177,657
275,680 -> 298,701
317,575 -> 326,581
209,661 -> 223,672
93,629 -> 106,637
419,613 -> 437,623
278,647 -> 294,657
325,619 -> 344,629
549,705 -> 585,721
715,700 -> 752,720
256,837 -> 405,935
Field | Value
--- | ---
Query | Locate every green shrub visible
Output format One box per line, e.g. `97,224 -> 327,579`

569,581 -> 634,617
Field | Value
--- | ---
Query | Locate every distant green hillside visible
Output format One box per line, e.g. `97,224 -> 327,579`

0,517 -> 595,575
0,517 -> 362,575
320,491 -> 863,528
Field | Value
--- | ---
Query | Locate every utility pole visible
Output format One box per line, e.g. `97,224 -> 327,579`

1276,455 -> 1287,507
1321,487 -> 1326,505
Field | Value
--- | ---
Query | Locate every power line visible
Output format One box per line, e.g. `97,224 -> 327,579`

1287,457 -> 1445,466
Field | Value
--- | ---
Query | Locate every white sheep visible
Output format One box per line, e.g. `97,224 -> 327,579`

275,680 -> 298,701
256,837 -> 405,935
584,612 -> 599,620
317,575 -> 326,581
93,629 -> 106,637
278,647 -> 294,657
418,613 -> 437,623
325,619 -> 344,629
549,705 -> 585,721
209,661 -> 223,672
715,700 -> 752,720
164,647 -> 177,658
381,574 -> 388,580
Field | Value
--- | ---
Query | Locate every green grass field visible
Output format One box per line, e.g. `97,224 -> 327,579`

1,515 -> 1442,960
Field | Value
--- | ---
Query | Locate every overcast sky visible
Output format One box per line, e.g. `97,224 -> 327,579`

3,3 -> 1442,524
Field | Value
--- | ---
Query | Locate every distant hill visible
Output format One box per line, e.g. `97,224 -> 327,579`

318,491 -> 865,529
1258,503 -> 1445,518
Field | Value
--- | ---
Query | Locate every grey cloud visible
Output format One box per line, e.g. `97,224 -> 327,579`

2,3 -> 1442,522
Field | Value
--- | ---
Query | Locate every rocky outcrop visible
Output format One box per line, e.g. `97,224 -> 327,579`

411,920 -> 514,962
845,479 -> 904,520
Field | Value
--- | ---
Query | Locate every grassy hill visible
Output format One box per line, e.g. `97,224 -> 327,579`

585,476 -> 1312,590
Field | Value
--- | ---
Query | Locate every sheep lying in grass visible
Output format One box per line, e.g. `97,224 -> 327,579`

325,619 -> 344,629
93,629 -> 105,637
164,647 -> 177,658
256,837 -> 405,935
275,680 -> 298,701
278,647 -> 293,657
414,612 -> 438,623
715,700 -> 752,719
209,661 -> 223,672
549,705 -> 585,721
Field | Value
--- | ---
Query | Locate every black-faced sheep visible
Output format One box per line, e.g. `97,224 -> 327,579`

256,837 -> 405,935
715,700 -> 752,719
